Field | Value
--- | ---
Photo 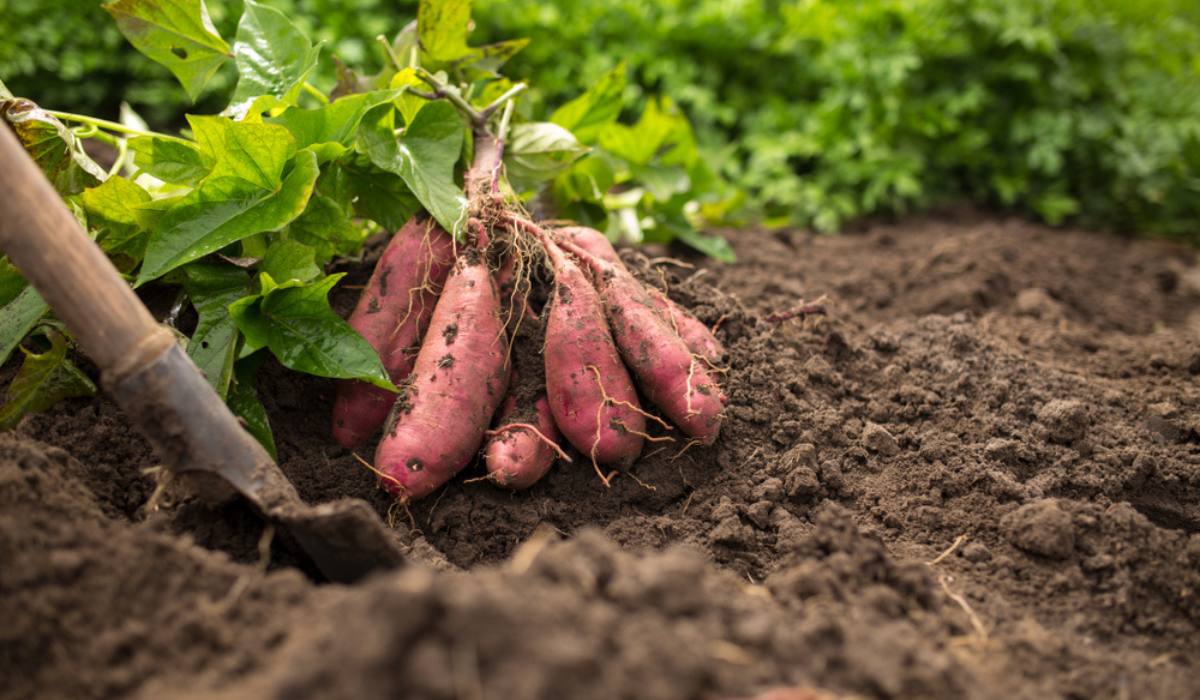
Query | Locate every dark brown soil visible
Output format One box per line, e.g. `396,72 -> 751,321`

3,215 -> 1199,700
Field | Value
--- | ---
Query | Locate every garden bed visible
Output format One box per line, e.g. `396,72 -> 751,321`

3,215 -> 1198,699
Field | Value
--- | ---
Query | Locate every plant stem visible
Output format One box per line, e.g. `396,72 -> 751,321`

497,99 -> 516,144
108,137 -> 128,178
301,81 -> 329,105
47,110 -> 190,145
414,68 -> 485,127
376,34 -> 403,72
479,83 -> 527,122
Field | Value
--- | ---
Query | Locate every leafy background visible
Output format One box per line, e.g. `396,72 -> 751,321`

1,0 -> 730,441
3,0 -> 1198,240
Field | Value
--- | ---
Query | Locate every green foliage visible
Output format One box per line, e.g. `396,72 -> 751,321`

0,288 -> 50,368
228,353 -> 276,457
227,0 -> 321,116
0,330 -> 97,430
357,101 -> 468,235
1,99 -> 105,194
103,0 -> 232,101
228,273 -> 395,390
471,0 -> 1200,239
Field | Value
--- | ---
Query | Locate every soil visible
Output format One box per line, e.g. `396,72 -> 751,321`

3,214 -> 1199,700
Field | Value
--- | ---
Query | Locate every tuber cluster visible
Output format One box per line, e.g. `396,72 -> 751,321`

332,131 -> 727,501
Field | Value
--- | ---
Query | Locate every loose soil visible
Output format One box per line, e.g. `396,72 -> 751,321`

3,215 -> 1198,700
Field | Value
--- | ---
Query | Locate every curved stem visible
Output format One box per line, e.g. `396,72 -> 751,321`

414,68 -> 484,126
108,137 -> 129,178
496,99 -> 516,144
480,83 -> 527,122
47,111 -> 190,145
301,81 -> 329,105
376,34 -> 403,71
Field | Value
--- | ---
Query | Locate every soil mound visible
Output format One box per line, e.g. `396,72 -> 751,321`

3,216 -> 1198,699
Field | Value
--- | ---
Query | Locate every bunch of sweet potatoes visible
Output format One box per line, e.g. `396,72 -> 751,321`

331,140 -> 726,501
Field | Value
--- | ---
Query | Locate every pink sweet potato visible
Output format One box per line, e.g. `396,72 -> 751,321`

484,391 -> 563,489
542,240 -> 645,467
568,244 -> 725,444
556,225 -> 724,364
374,252 -> 510,500
331,217 -> 455,448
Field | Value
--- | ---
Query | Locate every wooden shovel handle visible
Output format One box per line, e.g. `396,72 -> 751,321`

0,122 -> 172,376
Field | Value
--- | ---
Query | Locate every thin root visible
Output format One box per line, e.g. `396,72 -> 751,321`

352,451 -> 410,501
586,364 -> 672,430
647,256 -> 695,270
615,421 -> 675,444
141,465 -> 174,513
626,470 -> 658,492
672,438 -> 705,460
765,295 -> 829,324
486,422 -> 573,462
927,534 -> 968,566
939,574 -> 989,641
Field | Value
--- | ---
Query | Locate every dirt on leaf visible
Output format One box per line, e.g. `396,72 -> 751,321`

2,214 -> 1198,700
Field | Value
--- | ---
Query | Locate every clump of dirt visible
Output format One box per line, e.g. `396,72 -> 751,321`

2,215 -> 1198,699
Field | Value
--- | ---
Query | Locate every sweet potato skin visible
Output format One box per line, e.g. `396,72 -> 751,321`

332,217 -> 455,448
543,241 -> 645,466
374,254 -> 510,500
556,225 -> 723,363
485,394 -> 561,489
556,225 -> 621,265
595,262 -> 725,444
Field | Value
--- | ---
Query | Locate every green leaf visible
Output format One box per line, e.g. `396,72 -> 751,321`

0,330 -> 97,431
458,38 -> 529,76
82,176 -> 150,226
505,122 -> 589,185
137,148 -> 319,284
227,353 -> 276,459
260,239 -> 320,284
1,99 -> 105,195
0,287 -> 49,368
342,164 -> 422,232
103,0 -> 231,101
227,0 -> 322,118
418,0 -> 473,63
288,192 -> 370,263
673,226 -> 736,263
389,68 -> 430,125
598,99 -> 691,167
128,136 -> 207,184
269,90 -> 402,161
0,78 -> 11,100
188,116 -> 296,189
359,102 -> 466,236
228,273 -> 395,390
554,154 -> 616,205
181,263 -> 248,398
550,63 -> 626,142
82,176 -> 153,259
0,258 -> 25,308
634,163 -> 691,202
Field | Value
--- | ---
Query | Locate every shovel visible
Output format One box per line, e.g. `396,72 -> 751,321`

0,122 -> 404,583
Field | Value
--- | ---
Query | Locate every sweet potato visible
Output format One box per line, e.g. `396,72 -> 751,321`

484,391 -> 563,489
567,244 -> 725,444
374,252 -> 510,500
556,225 -> 724,363
331,217 -> 455,448
542,239 -> 645,467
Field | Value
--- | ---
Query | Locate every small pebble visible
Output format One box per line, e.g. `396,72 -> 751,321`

1002,499 -> 1076,559
862,422 -> 900,456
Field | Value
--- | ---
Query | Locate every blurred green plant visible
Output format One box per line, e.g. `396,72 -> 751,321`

3,0 -> 1199,239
